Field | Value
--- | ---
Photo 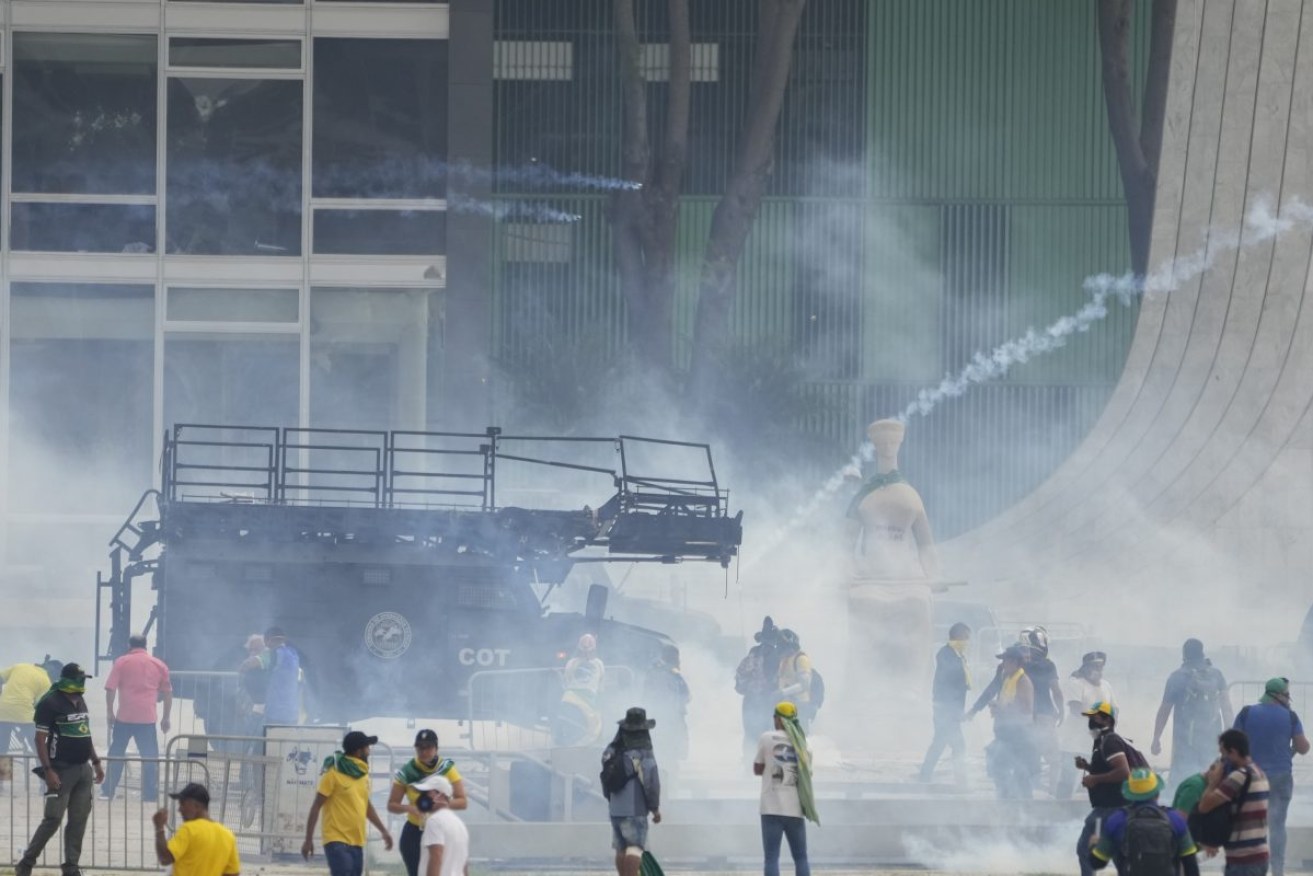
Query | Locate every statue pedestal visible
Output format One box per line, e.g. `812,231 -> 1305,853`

845,577 -> 935,706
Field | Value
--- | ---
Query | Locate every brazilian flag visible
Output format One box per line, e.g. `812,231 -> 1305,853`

640,851 -> 664,876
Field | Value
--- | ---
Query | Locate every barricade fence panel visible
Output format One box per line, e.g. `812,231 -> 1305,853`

0,755 -> 210,872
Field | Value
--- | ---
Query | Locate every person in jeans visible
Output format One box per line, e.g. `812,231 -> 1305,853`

1073,701 -> 1130,876
754,701 -> 819,876
102,633 -> 172,801
1199,728 -> 1271,876
16,663 -> 104,876
302,730 -> 392,876
605,707 -> 661,876
1233,678 -> 1308,876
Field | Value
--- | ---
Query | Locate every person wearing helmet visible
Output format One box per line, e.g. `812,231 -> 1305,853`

1018,626 -> 1064,797
774,630 -> 817,727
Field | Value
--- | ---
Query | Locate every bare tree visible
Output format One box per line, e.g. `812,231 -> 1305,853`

1096,0 -> 1177,276
611,0 -> 807,401
611,0 -> 691,375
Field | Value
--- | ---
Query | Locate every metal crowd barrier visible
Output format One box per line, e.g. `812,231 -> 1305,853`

166,670 -> 248,740
0,755 -> 210,872
462,665 -> 637,750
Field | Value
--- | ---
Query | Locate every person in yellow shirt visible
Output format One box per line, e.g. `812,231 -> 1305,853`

153,783 -> 240,876
387,729 -> 466,876
774,630 -> 817,725
0,660 -> 59,753
302,731 -> 393,876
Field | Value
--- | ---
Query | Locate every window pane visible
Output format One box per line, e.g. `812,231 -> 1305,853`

310,287 -> 433,430
12,34 -> 157,195
313,209 -> 445,255
167,78 -> 303,256
165,336 -> 299,429
169,38 -> 302,70
167,287 -> 300,323
11,203 -> 155,253
9,284 -> 154,513
312,39 -> 447,198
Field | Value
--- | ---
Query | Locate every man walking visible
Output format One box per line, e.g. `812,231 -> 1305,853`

602,707 -> 661,876
388,729 -> 465,876
1059,651 -> 1115,798
302,730 -> 393,876
1233,679 -> 1307,876
919,622 -> 971,785
413,774 -> 469,876
16,663 -> 104,876
103,633 -> 172,802
1074,701 -> 1132,876
1089,768 -> 1201,876
1198,728 -> 1270,876
754,701 -> 819,876
1153,638 -> 1233,794
737,617 -> 782,755
152,783 -> 240,876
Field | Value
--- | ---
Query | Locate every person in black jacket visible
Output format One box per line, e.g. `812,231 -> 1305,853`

919,622 -> 971,785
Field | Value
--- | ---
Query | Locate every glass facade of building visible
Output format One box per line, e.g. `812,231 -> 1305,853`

0,1 -> 457,599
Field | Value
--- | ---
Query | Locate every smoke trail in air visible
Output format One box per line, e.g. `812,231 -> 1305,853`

746,195 -> 1310,567
447,194 -> 582,223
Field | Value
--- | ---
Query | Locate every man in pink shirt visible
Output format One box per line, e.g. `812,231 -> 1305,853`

102,634 -> 172,802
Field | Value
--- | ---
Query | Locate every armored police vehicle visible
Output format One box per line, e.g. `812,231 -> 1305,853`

94,425 -> 741,729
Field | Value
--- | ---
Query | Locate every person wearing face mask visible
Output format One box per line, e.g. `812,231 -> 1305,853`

1058,652 -> 1116,799
387,729 -> 466,876
1073,701 -> 1132,876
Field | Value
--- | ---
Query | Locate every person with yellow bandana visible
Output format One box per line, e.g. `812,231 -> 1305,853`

919,622 -> 972,786
16,662 -> 104,876
302,730 -> 393,876
753,701 -> 819,876
387,728 -> 466,876
152,783 -> 240,876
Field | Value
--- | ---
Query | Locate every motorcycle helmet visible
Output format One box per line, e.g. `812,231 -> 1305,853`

1018,625 -> 1049,657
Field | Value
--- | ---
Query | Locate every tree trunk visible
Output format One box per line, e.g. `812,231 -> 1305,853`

1097,0 -> 1176,277
610,0 -> 690,375
688,0 -> 807,406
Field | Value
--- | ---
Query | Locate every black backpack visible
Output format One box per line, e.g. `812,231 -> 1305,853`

599,744 -> 630,798
1179,666 -> 1221,742
1188,767 -> 1253,847
1118,805 -> 1177,876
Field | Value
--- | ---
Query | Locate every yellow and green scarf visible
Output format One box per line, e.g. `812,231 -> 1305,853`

777,711 -> 819,825
321,752 -> 368,779
51,677 -> 85,696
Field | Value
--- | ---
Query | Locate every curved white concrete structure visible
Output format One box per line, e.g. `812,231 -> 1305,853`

950,0 -> 1313,614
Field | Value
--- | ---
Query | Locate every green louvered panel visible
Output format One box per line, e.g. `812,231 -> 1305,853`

863,204 -> 942,383
868,0 -> 1149,202
1005,204 -> 1138,384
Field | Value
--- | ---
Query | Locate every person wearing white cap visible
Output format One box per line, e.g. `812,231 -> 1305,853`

412,774 -> 469,876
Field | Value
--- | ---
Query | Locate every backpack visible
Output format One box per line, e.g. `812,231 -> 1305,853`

1122,739 -> 1149,770
599,744 -> 630,798
1118,805 -> 1177,876
1188,766 -> 1253,847
1179,666 -> 1221,742
810,668 -> 825,713
735,647 -> 768,695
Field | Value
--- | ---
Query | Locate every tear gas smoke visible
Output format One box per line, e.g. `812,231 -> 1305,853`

748,195 -> 1312,569
447,194 -> 581,223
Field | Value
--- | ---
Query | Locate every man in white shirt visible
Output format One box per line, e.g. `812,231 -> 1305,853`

753,701 -> 818,876
413,775 -> 469,876
1058,651 -> 1116,798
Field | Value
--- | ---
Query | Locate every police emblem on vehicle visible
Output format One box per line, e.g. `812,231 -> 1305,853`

364,611 -> 412,659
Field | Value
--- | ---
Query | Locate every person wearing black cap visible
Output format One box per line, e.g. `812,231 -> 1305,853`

1152,638 -> 1234,795
387,729 -> 466,876
15,662 -> 103,876
152,783 -> 240,876
302,730 -> 392,876
602,707 -> 661,876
